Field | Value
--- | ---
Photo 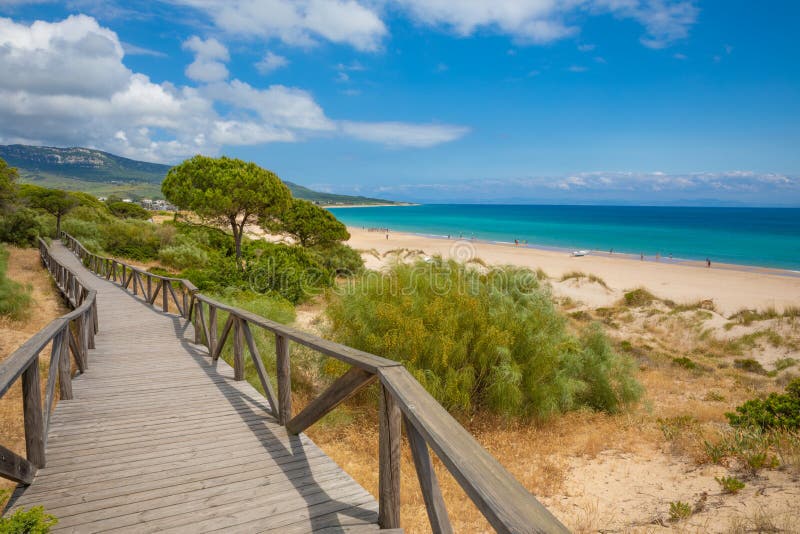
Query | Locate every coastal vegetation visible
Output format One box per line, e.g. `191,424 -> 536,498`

326,258 -> 642,418
0,245 -> 31,320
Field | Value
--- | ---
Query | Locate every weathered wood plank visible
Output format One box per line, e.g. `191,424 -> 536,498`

286,367 -> 376,435
240,320 -> 278,415
379,366 -> 569,534
405,415 -> 452,534
379,384 -> 401,529
0,444 -> 36,485
276,333 -> 292,425
22,356 -> 45,468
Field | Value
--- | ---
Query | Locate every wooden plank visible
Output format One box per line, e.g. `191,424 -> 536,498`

0,444 -> 36,485
276,333 -> 292,425
379,384 -> 401,529
286,367 -> 376,435
207,305 -> 217,356
42,332 -> 62,442
58,325 -> 73,400
22,355 -> 46,468
379,366 -> 569,534
212,314 -> 234,362
233,316 -> 245,381
405,414 -> 452,534
240,321 -> 278,415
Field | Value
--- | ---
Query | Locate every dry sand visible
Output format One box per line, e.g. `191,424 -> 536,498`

346,227 -> 800,316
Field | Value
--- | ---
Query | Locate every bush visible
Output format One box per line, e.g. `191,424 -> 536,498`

0,245 -> 32,320
622,288 -> 656,307
158,243 -> 209,270
246,242 -> 332,304
734,358 -> 767,375
0,506 -> 58,533
726,378 -> 800,430
668,501 -> 692,521
107,201 -> 150,219
309,242 -> 364,276
715,476 -> 745,494
326,258 -> 641,418
0,208 -> 44,246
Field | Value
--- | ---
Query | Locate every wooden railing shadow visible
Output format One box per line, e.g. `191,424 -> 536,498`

174,332 -> 380,531
2,232 -> 569,533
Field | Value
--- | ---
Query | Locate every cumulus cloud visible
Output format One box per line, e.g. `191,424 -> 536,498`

255,51 -> 289,74
0,15 -> 467,162
183,35 -> 229,82
172,0 -> 387,52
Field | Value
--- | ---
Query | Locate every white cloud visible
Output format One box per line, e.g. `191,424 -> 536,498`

568,65 -> 588,72
0,16 -> 470,162
339,121 -> 470,147
182,35 -> 229,82
122,41 -> 167,57
173,0 -> 387,51
394,0 -> 697,47
255,51 -> 289,74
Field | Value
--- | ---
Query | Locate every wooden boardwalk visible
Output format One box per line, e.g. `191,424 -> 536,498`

8,242 -> 385,533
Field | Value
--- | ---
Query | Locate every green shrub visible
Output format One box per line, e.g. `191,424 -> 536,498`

622,288 -> 656,307
0,245 -> 32,320
0,506 -> 58,533
326,258 -> 642,418
734,358 -> 767,375
0,208 -> 44,247
107,201 -> 150,219
158,243 -> 209,270
672,356 -> 698,370
246,242 -> 332,304
775,358 -> 798,372
715,476 -> 745,494
309,242 -> 364,276
668,501 -> 692,521
726,378 -> 800,430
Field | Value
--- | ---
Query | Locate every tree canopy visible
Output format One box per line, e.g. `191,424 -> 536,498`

0,158 -> 18,210
18,184 -> 80,236
268,198 -> 350,247
162,155 -> 292,266
107,200 -> 150,220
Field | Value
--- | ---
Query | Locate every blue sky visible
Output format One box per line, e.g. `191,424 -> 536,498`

0,0 -> 798,205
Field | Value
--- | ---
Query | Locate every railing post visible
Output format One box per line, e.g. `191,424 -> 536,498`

379,384 -> 401,529
182,289 -> 189,319
208,306 -> 218,357
233,317 -> 245,381
162,280 -> 168,312
276,334 -> 291,425
58,327 -> 73,400
193,299 -> 203,345
147,275 -> 152,302
22,356 -> 46,468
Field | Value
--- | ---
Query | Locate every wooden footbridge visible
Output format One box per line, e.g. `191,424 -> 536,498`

0,234 -> 567,533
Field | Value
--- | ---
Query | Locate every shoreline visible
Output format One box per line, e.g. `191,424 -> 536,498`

345,226 -> 800,315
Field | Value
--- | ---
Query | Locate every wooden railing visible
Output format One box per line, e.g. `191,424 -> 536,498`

0,239 -> 97,485
58,232 -> 568,533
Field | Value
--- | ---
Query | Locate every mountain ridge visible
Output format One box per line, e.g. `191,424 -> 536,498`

0,144 -> 394,205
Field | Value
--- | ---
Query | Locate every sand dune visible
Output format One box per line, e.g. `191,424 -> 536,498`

347,227 -> 800,315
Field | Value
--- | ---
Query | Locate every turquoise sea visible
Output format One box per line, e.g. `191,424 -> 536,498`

329,205 -> 800,271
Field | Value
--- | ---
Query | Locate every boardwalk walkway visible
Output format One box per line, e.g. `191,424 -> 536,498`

9,242 -> 384,533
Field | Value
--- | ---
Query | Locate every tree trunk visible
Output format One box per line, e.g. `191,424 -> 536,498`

229,216 -> 244,271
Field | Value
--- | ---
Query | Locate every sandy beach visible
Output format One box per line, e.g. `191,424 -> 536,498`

346,227 -> 800,315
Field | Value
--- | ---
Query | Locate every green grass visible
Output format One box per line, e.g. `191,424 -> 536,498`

0,244 -> 32,320
560,271 -> 609,289
622,288 -> 656,307
716,476 -> 745,494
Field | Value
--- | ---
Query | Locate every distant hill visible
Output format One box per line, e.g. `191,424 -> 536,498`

0,144 -> 394,205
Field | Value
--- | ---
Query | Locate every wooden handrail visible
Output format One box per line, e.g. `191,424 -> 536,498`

58,231 -> 568,533
0,239 -> 97,485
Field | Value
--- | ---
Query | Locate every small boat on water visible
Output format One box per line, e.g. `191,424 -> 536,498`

571,250 -> 589,257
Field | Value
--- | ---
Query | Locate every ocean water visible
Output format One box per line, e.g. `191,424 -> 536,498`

329,205 -> 800,271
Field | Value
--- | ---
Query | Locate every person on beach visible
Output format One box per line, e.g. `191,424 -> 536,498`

706,258 -> 711,268
514,239 -> 519,247
640,253 -> 644,261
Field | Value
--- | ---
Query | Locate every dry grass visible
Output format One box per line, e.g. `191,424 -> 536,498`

0,247 -> 67,509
